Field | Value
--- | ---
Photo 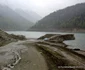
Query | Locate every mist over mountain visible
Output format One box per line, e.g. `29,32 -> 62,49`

0,5 -> 34,31
29,3 -> 85,32
15,9 -> 42,23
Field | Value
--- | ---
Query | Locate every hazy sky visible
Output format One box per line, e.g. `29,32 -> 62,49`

0,0 -> 85,17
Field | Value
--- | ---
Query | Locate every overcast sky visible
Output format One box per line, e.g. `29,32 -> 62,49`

0,0 -> 85,17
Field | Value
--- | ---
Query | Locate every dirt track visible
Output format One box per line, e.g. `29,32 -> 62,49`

1,39 -> 85,70
0,40 -> 48,70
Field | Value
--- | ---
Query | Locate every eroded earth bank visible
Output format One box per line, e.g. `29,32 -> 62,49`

0,30 -> 85,70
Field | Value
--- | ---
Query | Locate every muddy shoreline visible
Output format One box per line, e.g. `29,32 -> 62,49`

35,40 -> 85,70
0,38 -> 85,70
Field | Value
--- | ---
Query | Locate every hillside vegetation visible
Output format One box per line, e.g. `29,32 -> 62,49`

29,3 -> 85,32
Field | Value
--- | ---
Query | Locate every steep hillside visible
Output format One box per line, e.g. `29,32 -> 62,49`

15,9 -> 42,23
0,29 -> 26,46
0,5 -> 33,31
0,29 -> 15,46
29,3 -> 85,32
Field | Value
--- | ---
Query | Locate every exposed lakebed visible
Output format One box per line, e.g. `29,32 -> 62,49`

7,31 -> 85,50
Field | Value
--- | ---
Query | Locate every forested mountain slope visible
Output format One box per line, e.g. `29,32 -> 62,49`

29,3 -> 85,32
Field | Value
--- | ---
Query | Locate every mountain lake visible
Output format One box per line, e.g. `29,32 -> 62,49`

7,31 -> 85,50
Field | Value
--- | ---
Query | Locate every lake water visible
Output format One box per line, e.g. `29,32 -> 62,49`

7,31 -> 85,50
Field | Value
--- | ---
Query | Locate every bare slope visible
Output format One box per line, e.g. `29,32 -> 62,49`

0,40 -> 48,70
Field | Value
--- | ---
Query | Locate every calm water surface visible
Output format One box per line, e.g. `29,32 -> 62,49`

7,31 -> 85,50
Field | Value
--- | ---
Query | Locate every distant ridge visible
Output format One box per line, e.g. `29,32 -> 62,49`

15,9 -> 42,23
29,3 -> 85,32
0,5 -> 34,31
